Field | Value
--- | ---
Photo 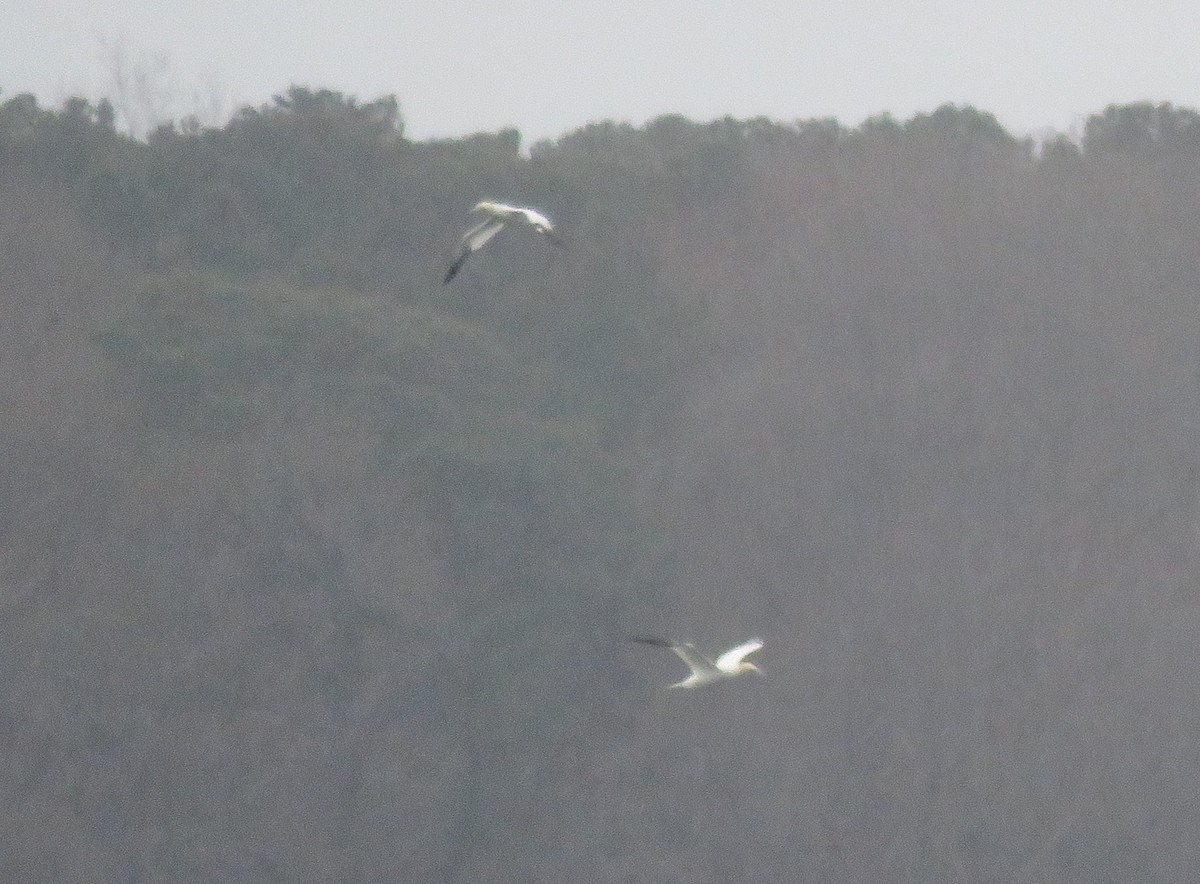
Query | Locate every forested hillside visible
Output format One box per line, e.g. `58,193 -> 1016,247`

3,88 -> 1200,881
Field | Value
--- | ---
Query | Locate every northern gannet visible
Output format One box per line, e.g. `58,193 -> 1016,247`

630,636 -> 765,688
443,200 -> 564,284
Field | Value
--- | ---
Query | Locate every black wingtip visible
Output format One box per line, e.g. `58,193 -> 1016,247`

628,635 -> 673,648
443,257 -> 465,284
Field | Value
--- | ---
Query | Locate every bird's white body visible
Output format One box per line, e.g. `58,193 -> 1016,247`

476,200 -> 557,233
631,637 -> 765,689
443,200 -> 563,283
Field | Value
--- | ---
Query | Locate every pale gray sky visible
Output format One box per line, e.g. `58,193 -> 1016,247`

3,0 -> 1199,143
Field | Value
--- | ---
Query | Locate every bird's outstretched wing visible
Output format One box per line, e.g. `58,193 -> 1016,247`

629,636 -> 718,678
715,638 -> 764,671
443,217 -> 506,284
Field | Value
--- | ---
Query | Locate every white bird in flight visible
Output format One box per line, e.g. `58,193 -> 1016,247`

630,636 -> 765,688
443,200 -> 564,284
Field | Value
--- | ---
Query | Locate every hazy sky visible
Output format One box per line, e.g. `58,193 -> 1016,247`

3,0 -> 1199,143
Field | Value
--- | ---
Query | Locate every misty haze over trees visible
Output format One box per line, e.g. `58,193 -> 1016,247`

3,86 -> 1200,881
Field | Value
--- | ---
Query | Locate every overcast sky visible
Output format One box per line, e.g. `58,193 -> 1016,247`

3,0 -> 1199,143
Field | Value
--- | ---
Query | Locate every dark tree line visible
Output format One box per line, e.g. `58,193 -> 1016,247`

2,86 -> 1200,881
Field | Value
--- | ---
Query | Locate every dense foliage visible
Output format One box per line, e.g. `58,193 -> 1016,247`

3,86 -> 1200,881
